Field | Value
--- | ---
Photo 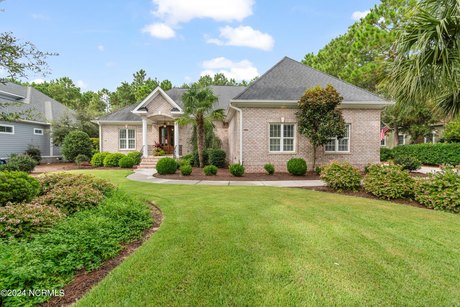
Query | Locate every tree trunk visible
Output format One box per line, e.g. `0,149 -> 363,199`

196,114 -> 206,168
312,145 -> 317,170
394,125 -> 399,146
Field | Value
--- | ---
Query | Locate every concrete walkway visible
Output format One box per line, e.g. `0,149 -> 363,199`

128,168 -> 326,187
419,166 -> 442,174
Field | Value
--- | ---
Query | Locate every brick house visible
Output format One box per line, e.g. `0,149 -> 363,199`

95,57 -> 391,172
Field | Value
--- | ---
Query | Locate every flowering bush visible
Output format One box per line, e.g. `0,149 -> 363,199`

320,161 -> 362,191
363,164 -> 415,199
0,203 -> 64,239
37,173 -> 115,196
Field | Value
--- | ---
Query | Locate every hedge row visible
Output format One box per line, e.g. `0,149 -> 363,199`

382,143 -> 460,166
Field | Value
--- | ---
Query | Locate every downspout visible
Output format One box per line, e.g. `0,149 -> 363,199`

229,104 -> 243,164
97,121 -> 102,152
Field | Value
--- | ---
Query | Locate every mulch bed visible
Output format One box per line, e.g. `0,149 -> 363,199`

302,186 -> 427,209
155,168 -> 321,181
40,202 -> 163,307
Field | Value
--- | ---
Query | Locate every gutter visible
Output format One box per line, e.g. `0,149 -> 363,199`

229,104 -> 243,164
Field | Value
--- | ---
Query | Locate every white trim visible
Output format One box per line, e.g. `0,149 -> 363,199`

268,123 -> 296,153
0,124 -> 14,134
118,128 -> 136,150
97,121 -> 142,125
99,124 -> 102,152
16,119 -> 51,125
398,133 -> 406,145
0,90 -> 25,100
230,99 -> 392,109
174,121 -> 179,158
33,127 -> 44,135
142,117 -> 148,157
325,124 -> 351,153
132,86 -> 182,114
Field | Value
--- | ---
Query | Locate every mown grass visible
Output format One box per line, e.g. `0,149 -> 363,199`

75,170 -> 460,306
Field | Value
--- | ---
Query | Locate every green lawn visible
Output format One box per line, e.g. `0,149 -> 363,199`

75,170 -> 459,306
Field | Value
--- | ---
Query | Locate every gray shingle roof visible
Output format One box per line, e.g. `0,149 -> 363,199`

98,85 -> 246,122
0,82 -> 75,123
234,57 -> 386,102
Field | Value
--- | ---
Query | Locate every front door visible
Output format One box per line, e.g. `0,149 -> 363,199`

159,125 -> 174,154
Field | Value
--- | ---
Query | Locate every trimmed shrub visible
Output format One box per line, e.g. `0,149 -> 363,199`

380,147 -> 393,162
287,158 -> 307,176
90,137 -> 100,151
91,152 -> 109,167
153,148 -> 165,156
75,154 -> 90,166
0,171 -> 41,206
127,151 -> 143,165
25,145 -> 42,164
176,158 -> 191,170
363,164 -> 415,199
392,143 -> 460,166
34,185 -> 104,214
118,156 -> 136,168
103,153 -> 125,167
156,157 -> 177,175
180,164 -> 193,176
314,166 -> 322,175
414,167 -> 460,213
37,173 -> 115,196
208,148 -> 226,168
203,165 -> 218,176
0,191 -> 151,306
320,161 -> 362,191
192,150 -> 209,167
229,163 -> 245,177
61,130 -> 93,162
394,155 -> 422,171
442,118 -> 460,143
264,163 -> 275,175
7,154 -> 37,173
0,163 -> 20,172
0,204 -> 64,239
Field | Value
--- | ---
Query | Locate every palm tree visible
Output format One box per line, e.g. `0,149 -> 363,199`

386,0 -> 460,116
177,84 -> 223,167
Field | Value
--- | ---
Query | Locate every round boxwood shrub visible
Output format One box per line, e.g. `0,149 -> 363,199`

127,151 -> 143,165
363,164 -> 415,200
75,154 -> 90,166
180,164 -> 193,176
414,167 -> 460,213
118,156 -> 136,168
320,161 -> 362,191
229,163 -> 245,177
91,152 -> 109,167
203,165 -> 218,176
61,130 -> 93,162
287,158 -> 307,176
156,157 -> 177,175
6,154 -> 37,173
264,163 -> 275,175
35,185 -> 104,215
208,148 -> 226,168
0,171 -> 41,206
394,155 -> 422,172
103,153 -> 125,167
0,203 -> 65,239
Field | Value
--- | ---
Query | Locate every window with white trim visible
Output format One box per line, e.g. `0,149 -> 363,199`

380,137 -> 386,146
398,134 -> 406,145
119,128 -> 136,150
0,124 -> 14,134
34,128 -> 44,135
325,124 -> 351,153
269,123 -> 295,152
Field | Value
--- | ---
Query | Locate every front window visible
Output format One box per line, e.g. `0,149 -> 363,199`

119,128 -> 136,150
269,123 -> 295,152
398,134 -> 405,145
325,124 -> 351,153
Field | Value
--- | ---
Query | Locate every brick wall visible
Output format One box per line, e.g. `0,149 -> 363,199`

239,107 -> 381,173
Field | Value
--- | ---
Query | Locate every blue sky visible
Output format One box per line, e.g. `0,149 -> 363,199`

1,0 -> 380,92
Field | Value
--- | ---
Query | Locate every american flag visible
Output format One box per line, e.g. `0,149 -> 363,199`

380,126 -> 390,140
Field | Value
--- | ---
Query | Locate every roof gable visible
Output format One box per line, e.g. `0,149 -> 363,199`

233,57 -> 386,102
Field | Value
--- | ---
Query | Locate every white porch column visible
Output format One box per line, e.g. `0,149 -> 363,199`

142,117 -> 148,157
174,121 -> 180,158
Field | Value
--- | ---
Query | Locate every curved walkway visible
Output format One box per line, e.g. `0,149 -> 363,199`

128,168 -> 326,187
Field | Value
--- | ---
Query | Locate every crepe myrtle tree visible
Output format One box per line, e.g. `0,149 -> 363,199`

296,84 -> 346,169
177,84 -> 224,167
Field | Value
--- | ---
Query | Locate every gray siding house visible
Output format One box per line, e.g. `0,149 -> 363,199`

0,82 -> 75,161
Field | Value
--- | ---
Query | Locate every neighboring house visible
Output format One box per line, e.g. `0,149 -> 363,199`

381,122 -> 446,148
96,57 -> 391,172
0,82 -> 75,162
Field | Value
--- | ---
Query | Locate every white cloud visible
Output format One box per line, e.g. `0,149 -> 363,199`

97,45 -> 105,52
76,80 -> 88,90
31,78 -> 45,84
201,57 -> 258,81
142,23 -> 176,39
351,10 -> 370,21
206,25 -> 274,51
143,0 -> 254,39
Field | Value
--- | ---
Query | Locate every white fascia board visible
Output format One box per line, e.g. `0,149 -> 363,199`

17,119 -> 51,125
96,120 -> 143,125
132,86 -> 182,113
